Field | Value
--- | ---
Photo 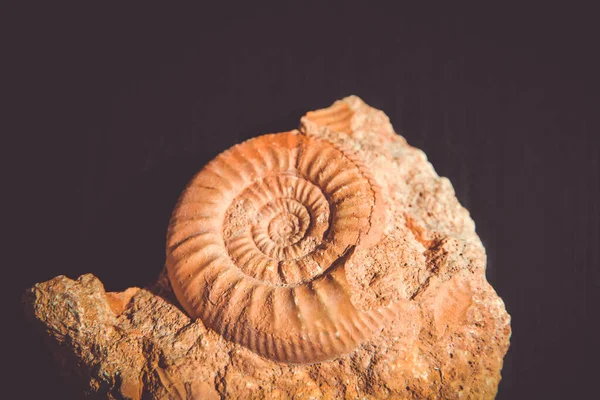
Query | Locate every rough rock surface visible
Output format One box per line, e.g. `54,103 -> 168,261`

24,96 -> 511,399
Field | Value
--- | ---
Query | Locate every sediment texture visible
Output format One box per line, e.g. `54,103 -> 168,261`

24,96 -> 511,399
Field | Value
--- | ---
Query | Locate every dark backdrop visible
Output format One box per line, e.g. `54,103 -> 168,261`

6,3 -> 598,399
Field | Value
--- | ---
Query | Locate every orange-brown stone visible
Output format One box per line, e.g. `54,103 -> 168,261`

24,96 -> 511,399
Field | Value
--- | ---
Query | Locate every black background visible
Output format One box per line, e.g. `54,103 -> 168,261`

6,3 -> 598,399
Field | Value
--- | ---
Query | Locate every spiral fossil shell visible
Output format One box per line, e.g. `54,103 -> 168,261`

304,101 -> 354,133
166,131 -> 396,363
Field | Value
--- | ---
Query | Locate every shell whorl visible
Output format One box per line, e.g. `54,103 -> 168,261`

166,131 -> 393,363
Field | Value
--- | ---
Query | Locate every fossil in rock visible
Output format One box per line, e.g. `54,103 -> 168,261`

166,131 -> 394,363
25,97 -> 511,399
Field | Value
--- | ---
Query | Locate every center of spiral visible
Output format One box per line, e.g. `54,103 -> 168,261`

223,174 -> 331,285
268,212 -> 302,246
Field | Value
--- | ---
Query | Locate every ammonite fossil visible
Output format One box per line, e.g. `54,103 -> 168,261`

166,130 -> 396,364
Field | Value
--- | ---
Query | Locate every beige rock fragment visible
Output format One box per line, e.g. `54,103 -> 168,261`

24,96 -> 511,399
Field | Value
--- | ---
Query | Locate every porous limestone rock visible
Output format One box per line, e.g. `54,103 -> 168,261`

24,96 -> 511,399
